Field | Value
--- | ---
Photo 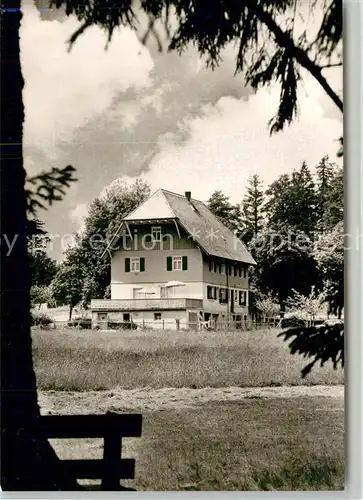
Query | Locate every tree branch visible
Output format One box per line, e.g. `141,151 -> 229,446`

250,2 -> 343,113
320,62 -> 343,69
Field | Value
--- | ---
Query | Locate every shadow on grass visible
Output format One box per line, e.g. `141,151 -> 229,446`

278,323 -> 344,378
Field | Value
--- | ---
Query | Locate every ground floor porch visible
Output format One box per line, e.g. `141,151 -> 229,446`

91,299 -> 250,331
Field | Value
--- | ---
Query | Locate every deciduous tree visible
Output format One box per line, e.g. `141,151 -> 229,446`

61,178 -> 151,304
50,262 -> 83,320
249,224 -> 319,311
314,220 -> 344,318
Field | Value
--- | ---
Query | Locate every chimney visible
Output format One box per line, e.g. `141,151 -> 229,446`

185,191 -> 191,202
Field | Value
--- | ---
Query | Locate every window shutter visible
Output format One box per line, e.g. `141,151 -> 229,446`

213,287 -> 217,299
182,256 -> 188,271
125,258 -> 130,273
167,256 -> 172,271
140,257 -> 145,272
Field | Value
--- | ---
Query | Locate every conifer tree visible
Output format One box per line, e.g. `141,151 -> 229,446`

241,174 -> 264,242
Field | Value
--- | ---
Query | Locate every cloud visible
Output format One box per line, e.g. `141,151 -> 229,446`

132,77 -> 342,203
21,2 -> 342,261
21,1 -> 154,167
69,203 -> 88,231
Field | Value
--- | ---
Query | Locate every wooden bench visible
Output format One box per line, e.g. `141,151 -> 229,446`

38,413 -> 142,490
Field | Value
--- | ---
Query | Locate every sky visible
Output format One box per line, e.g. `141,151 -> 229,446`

21,0 -> 342,261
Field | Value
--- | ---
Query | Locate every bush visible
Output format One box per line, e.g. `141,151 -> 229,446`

280,315 -> 306,328
31,311 -> 53,328
68,317 -> 92,329
107,321 -> 138,330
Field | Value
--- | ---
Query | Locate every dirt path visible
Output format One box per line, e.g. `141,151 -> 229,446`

39,385 -> 344,415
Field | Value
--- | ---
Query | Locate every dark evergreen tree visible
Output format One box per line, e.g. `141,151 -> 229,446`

316,156 -> 343,231
207,190 -> 243,233
263,174 -> 291,228
265,162 -> 318,234
241,174 -> 264,243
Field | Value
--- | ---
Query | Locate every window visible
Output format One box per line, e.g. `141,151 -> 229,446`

213,287 -> 218,300
167,255 -> 188,271
209,260 -> 213,272
221,263 -> 225,274
234,290 -> 238,303
239,267 -> 242,278
151,226 -> 162,242
131,258 -> 140,272
228,265 -> 232,276
207,286 -> 213,299
125,257 -> 145,272
239,291 -> 247,306
154,312 -> 162,320
123,313 -> 130,322
219,288 -> 227,303
173,256 -> 182,270
234,266 -> 238,277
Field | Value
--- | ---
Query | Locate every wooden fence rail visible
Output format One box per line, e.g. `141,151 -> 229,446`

35,413 -> 142,491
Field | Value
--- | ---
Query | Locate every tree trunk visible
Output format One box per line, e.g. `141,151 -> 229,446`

69,304 -> 73,321
1,6 -> 81,490
338,306 -> 343,320
279,300 -> 285,319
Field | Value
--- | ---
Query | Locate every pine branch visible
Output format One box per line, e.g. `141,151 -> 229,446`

248,2 -> 343,112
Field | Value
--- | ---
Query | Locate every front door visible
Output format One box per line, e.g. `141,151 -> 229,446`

97,312 -> 108,330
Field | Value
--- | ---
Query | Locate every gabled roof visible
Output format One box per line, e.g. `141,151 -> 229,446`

106,189 -> 256,265
124,188 -> 176,220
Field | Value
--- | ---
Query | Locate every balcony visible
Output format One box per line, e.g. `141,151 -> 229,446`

91,298 -> 203,311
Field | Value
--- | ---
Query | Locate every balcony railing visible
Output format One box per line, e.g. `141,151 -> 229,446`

91,298 -> 203,311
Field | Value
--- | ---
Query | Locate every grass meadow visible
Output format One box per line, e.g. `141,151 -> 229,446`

32,327 -> 344,391
33,327 -> 344,490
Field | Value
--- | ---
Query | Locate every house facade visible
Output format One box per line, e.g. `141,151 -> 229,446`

91,189 -> 256,330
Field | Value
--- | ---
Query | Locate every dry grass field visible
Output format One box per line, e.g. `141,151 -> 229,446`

45,397 -> 344,491
33,327 -> 344,491
32,327 -> 344,391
